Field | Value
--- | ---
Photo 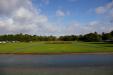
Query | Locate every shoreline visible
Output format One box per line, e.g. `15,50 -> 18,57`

0,52 -> 113,55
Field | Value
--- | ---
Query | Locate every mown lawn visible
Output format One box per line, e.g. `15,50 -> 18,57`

0,41 -> 113,53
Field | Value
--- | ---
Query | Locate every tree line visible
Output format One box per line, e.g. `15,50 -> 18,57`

0,31 -> 113,42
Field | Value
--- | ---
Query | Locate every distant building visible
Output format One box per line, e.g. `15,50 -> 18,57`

104,39 -> 113,43
0,41 -> 7,44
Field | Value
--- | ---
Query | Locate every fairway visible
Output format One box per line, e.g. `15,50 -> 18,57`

0,42 -> 113,54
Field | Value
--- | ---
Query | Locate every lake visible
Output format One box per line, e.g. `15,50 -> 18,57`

0,54 -> 113,75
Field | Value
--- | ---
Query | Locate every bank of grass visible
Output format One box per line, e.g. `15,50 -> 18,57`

0,41 -> 113,54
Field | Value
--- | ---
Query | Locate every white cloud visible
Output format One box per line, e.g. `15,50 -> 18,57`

0,0 -> 58,35
42,0 -> 49,5
96,0 -> 113,14
65,21 -> 113,35
0,0 -> 113,36
56,9 -> 70,17
56,10 -> 65,17
106,1 -> 113,9
96,7 -> 107,14
14,7 -> 33,19
94,0 -> 113,34
0,0 -> 32,16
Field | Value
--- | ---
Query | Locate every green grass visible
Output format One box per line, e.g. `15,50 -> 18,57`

0,41 -> 113,53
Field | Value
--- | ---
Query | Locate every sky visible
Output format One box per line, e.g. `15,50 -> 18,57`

0,0 -> 113,36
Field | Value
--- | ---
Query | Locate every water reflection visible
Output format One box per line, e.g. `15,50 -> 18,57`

0,54 -> 113,75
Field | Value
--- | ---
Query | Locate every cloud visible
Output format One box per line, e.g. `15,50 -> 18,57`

0,0 -> 32,16
94,0 -> 113,34
96,0 -> 113,14
0,0 -> 113,36
56,9 -> 70,17
96,7 -> 107,14
0,0 -> 58,35
56,10 -> 65,17
106,0 -> 113,9
42,0 -> 49,5
65,21 -> 113,35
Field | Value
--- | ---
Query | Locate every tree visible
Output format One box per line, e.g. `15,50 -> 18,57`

83,32 -> 101,42
102,32 -> 112,41
110,31 -> 113,36
59,35 -> 78,41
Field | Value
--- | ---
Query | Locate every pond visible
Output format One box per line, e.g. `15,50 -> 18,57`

0,54 -> 113,75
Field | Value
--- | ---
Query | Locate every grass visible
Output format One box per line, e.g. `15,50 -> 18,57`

0,41 -> 113,54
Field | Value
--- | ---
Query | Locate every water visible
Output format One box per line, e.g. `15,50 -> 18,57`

0,54 -> 113,75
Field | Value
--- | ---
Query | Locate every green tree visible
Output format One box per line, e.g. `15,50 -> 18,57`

83,32 -> 101,42
102,32 -> 112,40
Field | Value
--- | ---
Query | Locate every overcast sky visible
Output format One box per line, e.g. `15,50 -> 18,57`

0,0 -> 113,36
